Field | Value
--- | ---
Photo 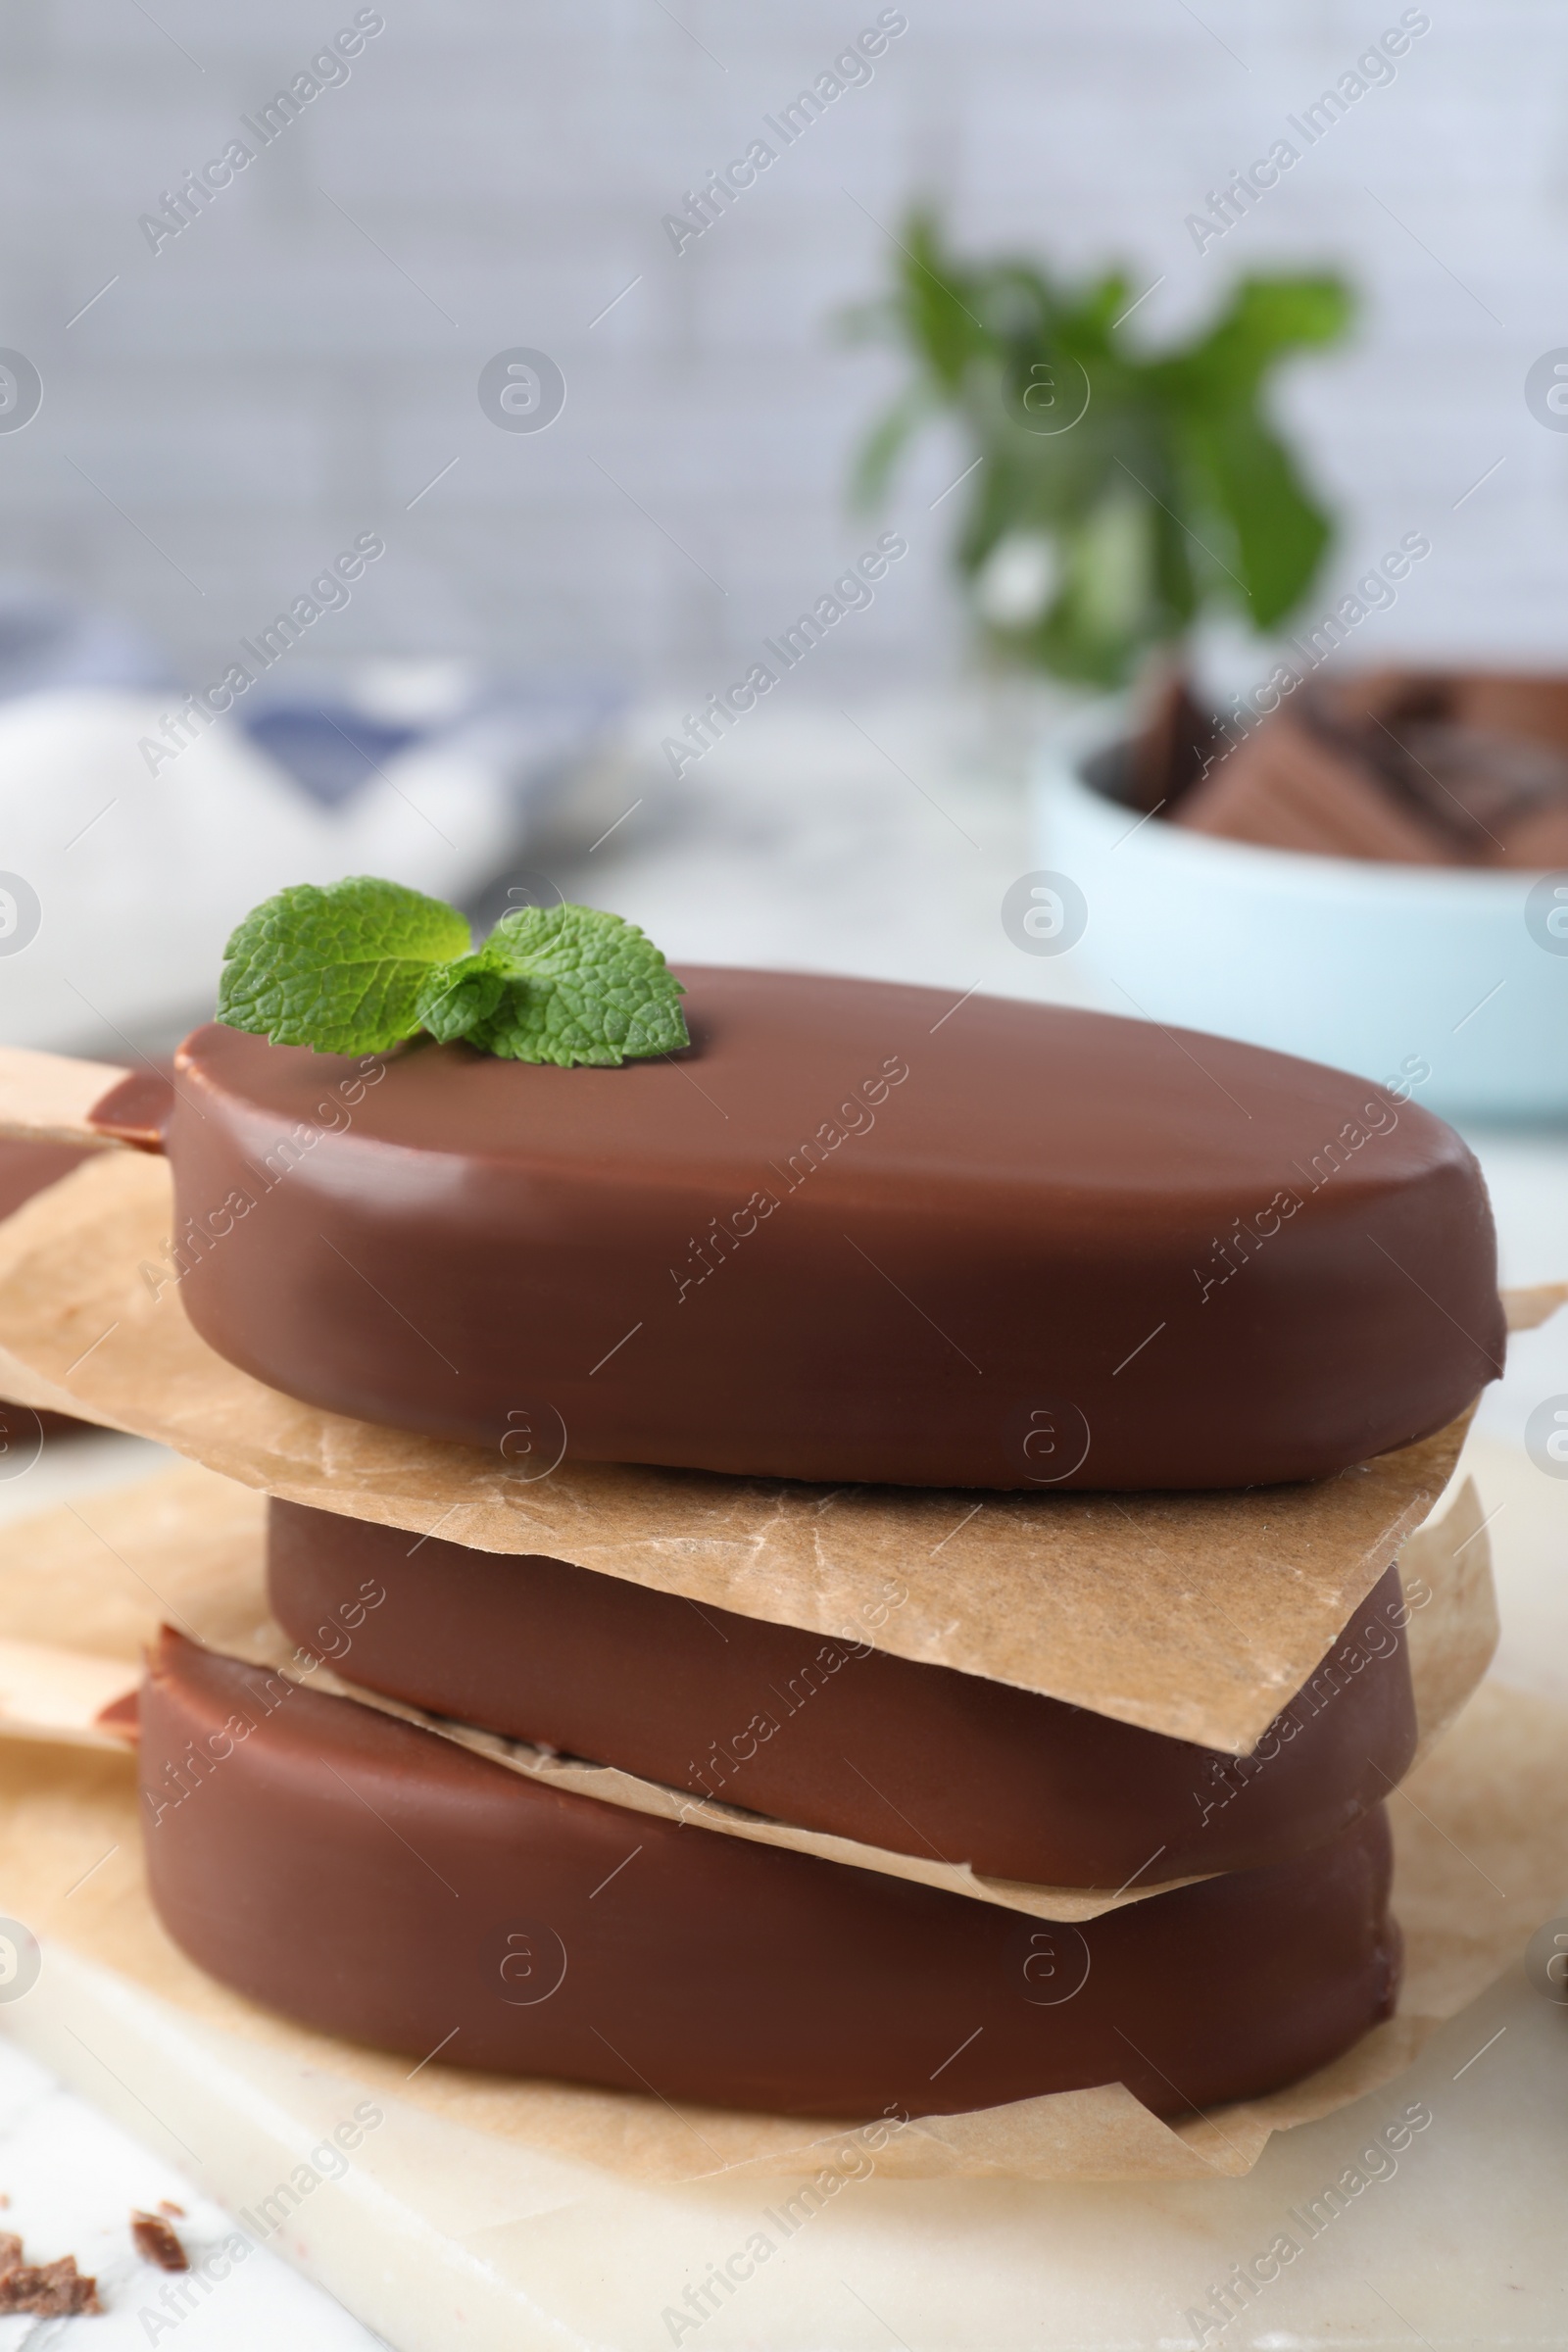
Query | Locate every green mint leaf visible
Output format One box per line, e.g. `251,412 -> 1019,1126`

413,946 -> 510,1045
217,877 -> 471,1054
217,882 -> 687,1068
459,903 -> 688,1065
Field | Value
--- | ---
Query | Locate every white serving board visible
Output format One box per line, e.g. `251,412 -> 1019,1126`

3,1937 -> 1565,2350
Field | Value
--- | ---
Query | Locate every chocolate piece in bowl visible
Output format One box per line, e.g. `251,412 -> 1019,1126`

99,972 -> 1503,1489
1174,669 -> 1568,866
1176,698 -> 1458,863
267,1497 -> 1419,1888
140,1630 -> 1401,2122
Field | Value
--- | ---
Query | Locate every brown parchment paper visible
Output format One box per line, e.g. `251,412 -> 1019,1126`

0,1150 -> 1480,1755
0,1460 -> 1554,2184
1,1461 -> 1490,1925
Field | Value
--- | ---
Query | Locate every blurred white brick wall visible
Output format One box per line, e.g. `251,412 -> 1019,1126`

0,0 -> 1563,697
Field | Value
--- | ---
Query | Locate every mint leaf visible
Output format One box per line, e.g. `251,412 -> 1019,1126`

217,882 -> 687,1067
458,904 -> 688,1065
413,946 -> 509,1045
217,877 -> 471,1054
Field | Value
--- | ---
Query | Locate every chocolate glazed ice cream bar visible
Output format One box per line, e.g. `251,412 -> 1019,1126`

92,969 -> 1502,1488
268,1499 -> 1419,1888
141,1630 -> 1401,2122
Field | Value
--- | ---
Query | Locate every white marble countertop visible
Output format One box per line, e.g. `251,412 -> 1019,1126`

1,690 -> 1564,2347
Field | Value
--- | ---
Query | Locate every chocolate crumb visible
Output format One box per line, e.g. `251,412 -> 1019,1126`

157,2200 -> 184,2219
131,2210 -> 189,2272
0,2240 -> 101,2317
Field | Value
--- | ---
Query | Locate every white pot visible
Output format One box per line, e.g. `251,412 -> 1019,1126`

1033,706 -> 1568,1120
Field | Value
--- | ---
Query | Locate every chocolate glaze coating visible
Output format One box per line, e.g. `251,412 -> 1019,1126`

0,1137 -> 104,1439
151,977 -> 1501,1488
269,1498 -> 1418,1886
87,1067 -> 173,1153
141,1631 -> 1400,2119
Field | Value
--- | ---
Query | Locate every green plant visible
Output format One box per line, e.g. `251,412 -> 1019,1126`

842,211 -> 1354,688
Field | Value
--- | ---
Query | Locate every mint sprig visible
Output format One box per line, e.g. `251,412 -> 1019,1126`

217,879 -> 688,1066
217,879 -> 470,1054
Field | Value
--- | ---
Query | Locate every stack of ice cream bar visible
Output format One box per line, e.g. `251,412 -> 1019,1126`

16,969 -> 1505,2125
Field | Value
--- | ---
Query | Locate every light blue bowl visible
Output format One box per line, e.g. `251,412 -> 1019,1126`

1033,709 -> 1568,1120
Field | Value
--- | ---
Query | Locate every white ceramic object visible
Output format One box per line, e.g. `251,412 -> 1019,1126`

0,684 -> 601,1056
1034,708 -> 1568,1119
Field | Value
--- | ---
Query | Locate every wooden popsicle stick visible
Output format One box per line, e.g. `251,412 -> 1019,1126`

1502,1282 -> 1568,1334
0,1639 -> 138,1749
0,1046 -> 129,1150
